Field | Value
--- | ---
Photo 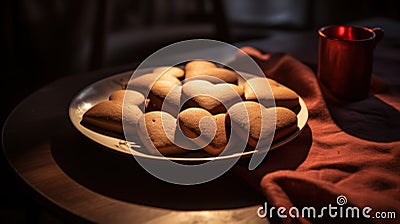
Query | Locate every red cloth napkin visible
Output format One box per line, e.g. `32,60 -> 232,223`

232,47 -> 400,224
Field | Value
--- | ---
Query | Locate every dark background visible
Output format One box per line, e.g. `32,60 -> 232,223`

1,0 -> 399,223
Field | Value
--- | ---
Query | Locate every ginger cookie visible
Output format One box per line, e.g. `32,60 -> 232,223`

127,66 -> 184,94
178,108 -> 228,156
109,89 -> 146,107
226,101 -> 297,148
147,80 -> 182,116
137,111 -> 188,155
182,80 -> 244,114
81,90 -> 145,136
244,77 -> 299,110
185,60 -> 238,84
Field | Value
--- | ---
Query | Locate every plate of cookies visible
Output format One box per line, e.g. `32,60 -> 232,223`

69,60 -> 308,162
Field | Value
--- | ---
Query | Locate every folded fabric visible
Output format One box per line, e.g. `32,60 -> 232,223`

232,47 -> 400,224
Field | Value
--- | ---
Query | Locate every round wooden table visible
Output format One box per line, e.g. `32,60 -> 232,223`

2,65 -> 266,224
4,17 -> 397,224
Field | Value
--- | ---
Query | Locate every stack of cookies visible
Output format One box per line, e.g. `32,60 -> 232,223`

81,60 -> 300,156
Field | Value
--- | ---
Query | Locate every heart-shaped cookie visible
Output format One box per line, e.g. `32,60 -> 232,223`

244,77 -> 299,111
185,60 -> 238,84
127,66 -> 184,94
178,108 -> 228,156
81,90 -> 145,136
271,86 -> 300,110
182,80 -> 244,114
185,60 -> 216,71
226,101 -> 297,148
137,111 -> 188,155
109,89 -> 146,106
147,80 -> 183,116
153,66 -> 185,79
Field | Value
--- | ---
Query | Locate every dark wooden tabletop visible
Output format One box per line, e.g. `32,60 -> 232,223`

2,63 -> 268,223
3,17 -> 399,224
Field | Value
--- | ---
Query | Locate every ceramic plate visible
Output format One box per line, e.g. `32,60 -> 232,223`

69,69 -> 308,161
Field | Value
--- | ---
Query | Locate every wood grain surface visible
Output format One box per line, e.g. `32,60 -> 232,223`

2,65 -> 267,224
